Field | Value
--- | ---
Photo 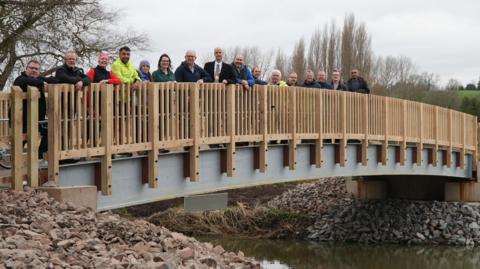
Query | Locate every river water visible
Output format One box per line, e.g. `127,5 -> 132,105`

199,237 -> 480,269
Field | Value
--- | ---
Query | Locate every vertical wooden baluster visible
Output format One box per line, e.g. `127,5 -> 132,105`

147,83 -> 159,188
95,86 -> 100,147
47,85 -> 60,185
11,88 -> 23,191
77,90 -> 82,149
314,90 -> 323,167
100,84 -> 113,195
226,84 -> 236,176
83,89 -> 87,148
189,83 -> 200,181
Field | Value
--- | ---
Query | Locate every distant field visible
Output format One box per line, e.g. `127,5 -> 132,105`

458,90 -> 480,98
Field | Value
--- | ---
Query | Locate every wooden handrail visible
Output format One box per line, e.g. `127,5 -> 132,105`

7,82 -> 479,193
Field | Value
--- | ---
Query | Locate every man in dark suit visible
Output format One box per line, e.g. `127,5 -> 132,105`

203,47 -> 236,84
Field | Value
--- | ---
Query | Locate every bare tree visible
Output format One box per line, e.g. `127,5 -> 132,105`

274,49 -> 288,81
0,0 -> 147,90
327,20 -> 339,75
352,22 -> 373,80
340,14 -> 355,82
445,79 -> 462,91
372,55 -> 417,88
340,14 -> 373,82
223,46 -> 273,79
307,28 -> 322,73
290,38 -> 307,82
319,25 -> 329,74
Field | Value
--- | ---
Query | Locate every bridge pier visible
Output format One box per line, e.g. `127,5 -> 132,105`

347,175 -> 480,202
445,181 -> 480,202
346,178 -> 387,200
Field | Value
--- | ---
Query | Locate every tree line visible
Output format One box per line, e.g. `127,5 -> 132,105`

1,1 -> 478,117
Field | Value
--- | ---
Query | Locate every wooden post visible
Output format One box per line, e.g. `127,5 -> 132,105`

399,100 -> 407,166
416,103 -> 423,166
147,83 -> 159,187
432,106 -> 438,167
339,91 -> 347,166
189,83 -> 200,181
314,90 -> 323,167
446,110 -> 452,167
287,87 -> 296,170
471,118 -> 478,176
361,93 -> 369,165
257,85 -> 268,172
381,97 -> 388,165
460,113 -> 466,169
100,84 -> 113,195
11,87 -> 23,191
47,84 -> 60,185
226,84 -> 236,177
27,86 -> 39,188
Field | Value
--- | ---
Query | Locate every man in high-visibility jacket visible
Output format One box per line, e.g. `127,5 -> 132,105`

111,46 -> 141,90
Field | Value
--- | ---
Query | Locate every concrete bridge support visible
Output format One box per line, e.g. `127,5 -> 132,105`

347,175 -> 480,202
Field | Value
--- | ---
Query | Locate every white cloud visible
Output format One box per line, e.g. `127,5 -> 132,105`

102,0 -> 480,85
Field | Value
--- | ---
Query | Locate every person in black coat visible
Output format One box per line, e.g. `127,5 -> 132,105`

13,60 -> 58,158
317,70 -> 333,89
302,70 -> 321,89
175,50 -> 212,83
252,66 -> 268,85
347,69 -> 370,94
55,50 -> 91,89
203,48 -> 236,84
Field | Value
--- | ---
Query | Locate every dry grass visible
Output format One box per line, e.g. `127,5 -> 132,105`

147,203 -> 313,239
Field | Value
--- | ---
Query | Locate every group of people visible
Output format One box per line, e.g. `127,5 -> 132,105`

128,47 -> 370,94
12,46 -> 370,159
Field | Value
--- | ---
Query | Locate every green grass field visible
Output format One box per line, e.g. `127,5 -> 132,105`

458,90 -> 480,98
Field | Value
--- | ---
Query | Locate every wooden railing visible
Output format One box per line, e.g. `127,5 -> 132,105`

7,83 -> 479,194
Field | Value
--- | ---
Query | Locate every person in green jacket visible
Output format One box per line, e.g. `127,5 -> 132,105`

111,46 -> 141,90
152,54 -> 175,82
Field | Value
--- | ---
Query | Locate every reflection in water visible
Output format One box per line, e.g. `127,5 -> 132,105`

199,237 -> 480,269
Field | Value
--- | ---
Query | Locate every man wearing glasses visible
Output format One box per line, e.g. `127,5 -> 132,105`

13,60 -> 58,158
347,68 -> 370,94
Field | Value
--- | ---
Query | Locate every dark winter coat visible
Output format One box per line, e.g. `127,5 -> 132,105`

174,61 -> 212,83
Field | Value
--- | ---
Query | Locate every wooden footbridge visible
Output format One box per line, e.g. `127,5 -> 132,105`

2,83 -> 479,210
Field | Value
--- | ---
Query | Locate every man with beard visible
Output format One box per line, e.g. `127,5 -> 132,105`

232,54 -> 254,90
111,46 -> 141,90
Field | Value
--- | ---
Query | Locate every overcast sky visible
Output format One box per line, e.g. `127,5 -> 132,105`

101,0 -> 480,86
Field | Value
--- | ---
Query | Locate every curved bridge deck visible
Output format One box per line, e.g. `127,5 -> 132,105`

4,83 -> 479,210
59,143 -> 472,211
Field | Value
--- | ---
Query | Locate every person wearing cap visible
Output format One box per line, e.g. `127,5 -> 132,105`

137,60 -> 152,81
111,46 -> 141,90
